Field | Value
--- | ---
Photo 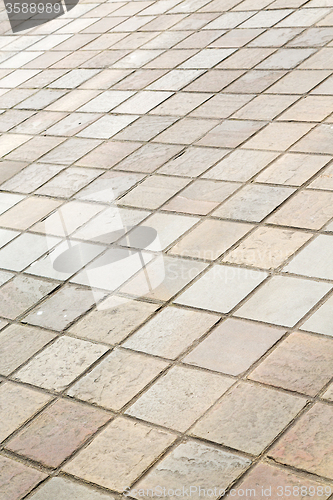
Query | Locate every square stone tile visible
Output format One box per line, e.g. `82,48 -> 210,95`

28,477 -> 116,500
212,185 -> 294,222
153,118 -> 219,145
0,196 -> 61,230
158,147 -> 228,177
68,295 -> 158,345
232,94 -> 299,121
76,141 -> 140,169
0,193 -> 25,215
0,161 -> 28,185
0,275 -> 57,320
22,285 -> 103,331
267,69 -> 330,94
0,233 -> 60,272
203,149 -> 278,182
0,382 -> 50,442
35,167 -> 101,198
243,122 -> 313,151
147,69 -> 205,91
197,120 -> 264,148
216,48 -> 275,70
76,90 -> 135,113
0,455 -> 46,500
0,163 -> 65,194
40,138 -> 102,165
15,336 -> 107,392
291,124 -> 333,155
169,219 -> 252,260
224,69 -> 286,93
249,27 -> 303,47
192,382 -> 306,455
77,115 -> 139,140
301,295 -> 333,337
184,69 -> 244,92
113,90 -> 173,114
190,93 -> 255,119
267,190 -> 333,229
126,365 -> 233,431
162,179 -> 239,215
184,318 -> 285,375
284,234 -> 333,280
76,171 -> 145,202
250,331 -> 333,396
269,403 -> 333,479
32,201 -> 104,237
0,324 -> 55,376
120,212 -> 198,251
256,48 -> 316,70
212,28 -> 263,47
150,92 -> 211,116
176,264 -> 267,313
123,306 -> 218,359
255,153 -> 331,186
223,226 -> 311,269
236,276 -> 332,327
322,383 -> 333,402
63,417 -> 176,492
5,136 -> 66,164
6,399 -> 110,468
130,440 -> 251,500
229,462 -> 331,500
119,175 -> 190,210
278,96 -> 333,122
68,348 -> 168,410
44,113 -> 100,137
308,163 -> 333,190
113,116 -> 178,142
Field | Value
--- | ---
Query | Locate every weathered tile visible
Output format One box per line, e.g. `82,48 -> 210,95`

0,196 -> 61,230
250,331 -> 333,396
131,441 -> 251,500
6,399 -> 110,468
63,417 -> 176,492
126,365 -> 233,431
28,477 -> 116,500
192,382 -> 306,455
15,336 -> 107,391
75,171 -> 144,202
158,147 -> 228,177
68,348 -> 167,410
0,455 -> 46,500
124,306 -> 218,359
175,264 -> 267,313
154,118 -> 219,145
0,163 -> 65,194
0,275 -> 57,320
0,382 -> 50,442
236,276 -> 331,327
269,403 -> 333,479
301,295 -> 333,337
169,219 -> 252,259
223,226 -> 311,269
68,295 -> 158,344
284,234 -> 333,280
22,285 -> 103,331
0,324 -> 55,376
184,318 -> 284,375
198,120 -> 264,148
243,122 -> 313,151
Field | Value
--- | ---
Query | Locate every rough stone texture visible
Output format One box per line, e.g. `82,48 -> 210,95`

0,455 -> 46,500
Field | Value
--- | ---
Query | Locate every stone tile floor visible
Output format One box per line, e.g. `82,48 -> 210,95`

0,0 -> 333,498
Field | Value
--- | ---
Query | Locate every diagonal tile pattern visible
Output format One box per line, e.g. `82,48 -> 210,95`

1,0 -> 333,497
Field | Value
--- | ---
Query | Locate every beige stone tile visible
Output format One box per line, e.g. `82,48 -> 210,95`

169,219 -> 252,260
190,93 -> 255,119
126,365 -> 233,431
118,175 -> 190,209
76,171 -> 145,202
228,462 -> 330,500
68,348 -> 168,410
223,226 -> 312,269
15,336 -> 107,392
0,324 -> 55,376
0,275 -> 57,320
212,28 -> 264,47
291,124 -> 333,155
175,264 -> 267,313
28,477 -> 116,500
120,255 -> 207,301
203,149 -> 279,182
149,92 -> 211,116
242,122 -> 314,151
216,48 -> 275,69
192,381 -> 306,455
113,115 -> 178,142
184,69 -> 244,92
124,306 -> 218,359
266,69 -> 331,94
256,48 -> 316,69
162,179 -> 240,215
198,120 -> 265,148
153,117 -> 219,145
249,27 -> 303,47
76,141 -> 141,169
269,403 -> 333,479
184,318 -> 284,375
267,190 -> 333,229
213,184 -> 294,222
232,94 -> 299,120
0,455 -> 46,500
0,163 -> 65,194
68,295 -> 158,344
0,382 -> 50,442
158,147 -> 228,177
301,294 -> 333,337
250,331 -> 333,396
256,153 -> 331,186
298,48 -> 333,69
63,417 -> 176,492
224,69 -> 286,93
236,275 -> 331,327
6,399 -> 110,468
322,383 -> 333,402
278,95 -> 333,122
35,167 -> 101,198
131,441 -> 251,500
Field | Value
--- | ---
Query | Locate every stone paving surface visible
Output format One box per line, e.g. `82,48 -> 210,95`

0,0 -> 333,498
